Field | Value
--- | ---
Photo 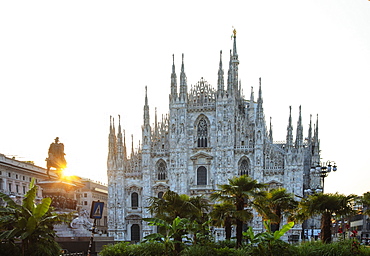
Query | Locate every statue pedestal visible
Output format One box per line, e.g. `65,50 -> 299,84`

38,177 -> 87,238
38,177 -> 83,211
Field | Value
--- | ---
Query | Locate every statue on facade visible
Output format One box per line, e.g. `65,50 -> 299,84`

46,137 -> 67,178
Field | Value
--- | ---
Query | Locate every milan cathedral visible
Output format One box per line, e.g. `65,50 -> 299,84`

107,32 -> 321,241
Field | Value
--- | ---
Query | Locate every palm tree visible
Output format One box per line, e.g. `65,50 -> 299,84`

210,201 -> 236,240
148,190 -> 207,222
147,190 -> 210,254
361,192 -> 370,216
297,193 -> 357,243
210,175 -> 266,247
253,188 -> 298,233
0,179 -> 66,256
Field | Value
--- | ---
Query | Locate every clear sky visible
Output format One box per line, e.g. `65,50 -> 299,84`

0,0 -> 369,196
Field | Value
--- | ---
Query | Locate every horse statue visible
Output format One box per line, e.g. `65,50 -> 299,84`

70,209 -> 93,230
46,137 -> 67,178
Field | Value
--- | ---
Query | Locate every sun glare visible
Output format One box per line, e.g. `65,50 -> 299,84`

62,167 -> 74,177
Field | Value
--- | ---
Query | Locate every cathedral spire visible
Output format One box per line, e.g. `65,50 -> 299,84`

256,78 -> 265,126
269,117 -> 273,142
108,116 -> 117,169
179,53 -> 187,101
248,86 -> 255,121
286,106 -> 294,149
217,50 -> 224,97
117,115 -> 124,165
227,49 -> 233,96
231,28 -> 239,95
232,28 -> 238,58
311,114 -> 320,164
143,86 -> 150,127
295,106 -> 303,148
123,129 -> 127,160
314,114 -> 319,142
250,86 -> 255,103
308,114 -> 312,145
131,134 -> 134,158
154,107 -> 158,139
170,54 -> 177,101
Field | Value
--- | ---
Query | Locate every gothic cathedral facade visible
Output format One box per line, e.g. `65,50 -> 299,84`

107,34 -> 321,241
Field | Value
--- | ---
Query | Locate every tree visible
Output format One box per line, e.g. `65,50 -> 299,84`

143,217 -> 189,256
0,179 -> 67,256
210,175 -> 266,247
253,188 -> 298,232
243,220 -> 295,256
147,190 -> 208,222
361,192 -> 370,216
210,201 -> 235,240
297,193 -> 357,243
147,190 -> 210,254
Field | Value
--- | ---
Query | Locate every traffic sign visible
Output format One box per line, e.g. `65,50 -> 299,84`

90,201 -> 104,219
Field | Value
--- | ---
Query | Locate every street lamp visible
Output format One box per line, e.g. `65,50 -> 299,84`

310,161 -> 337,193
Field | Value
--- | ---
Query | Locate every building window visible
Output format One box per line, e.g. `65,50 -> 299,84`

197,166 -> 207,185
16,185 -> 19,193
157,160 -> 167,180
197,118 -> 208,147
131,224 -> 140,241
239,159 -> 249,176
158,192 -> 164,198
15,174 -> 18,179
23,176 -> 25,181
131,192 -> 138,208
84,201 -> 88,206
8,173 -> 11,178
23,186 -> 26,194
84,193 -> 87,197
8,183 -> 12,192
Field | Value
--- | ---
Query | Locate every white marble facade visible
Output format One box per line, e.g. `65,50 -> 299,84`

107,35 -> 321,241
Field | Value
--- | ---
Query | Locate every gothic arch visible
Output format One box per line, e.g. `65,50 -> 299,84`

194,115 -> 210,148
197,166 -> 207,185
131,224 -> 140,241
238,157 -> 250,176
131,192 -> 138,208
156,159 -> 167,180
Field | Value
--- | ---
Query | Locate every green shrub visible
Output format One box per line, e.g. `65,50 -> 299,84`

294,240 -> 370,256
180,245 -> 213,256
213,247 -> 240,256
100,241 -> 170,256
242,239 -> 297,256
99,242 -> 130,256
127,242 -> 167,256
214,239 -> 236,249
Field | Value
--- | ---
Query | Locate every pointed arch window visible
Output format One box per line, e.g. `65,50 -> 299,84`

131,224 -> 140,241
239,159 -> 250,176
197,166 -> 207,185
157,160 -> 167,180
197,118 -> 208,147
158,191 -> 164,198
131,192 -> 138,208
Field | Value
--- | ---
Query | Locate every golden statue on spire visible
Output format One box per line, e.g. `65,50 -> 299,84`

233,27 -> 237,37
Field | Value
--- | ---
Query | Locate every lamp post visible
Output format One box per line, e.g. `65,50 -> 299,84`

310,161 -> 337,193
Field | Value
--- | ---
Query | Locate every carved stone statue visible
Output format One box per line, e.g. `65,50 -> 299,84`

46,137 -> 67,177
70,209 -> 93,230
